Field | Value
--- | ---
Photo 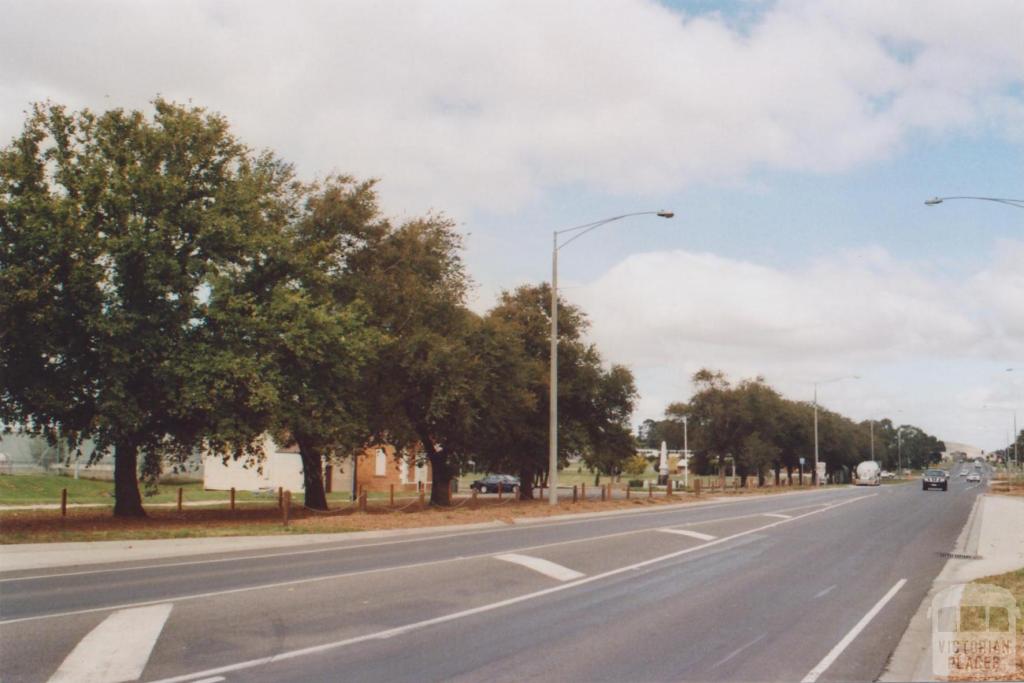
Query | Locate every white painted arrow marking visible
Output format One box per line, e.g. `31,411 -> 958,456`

49,603 -> 173,683
657,528 -> 717,541
494,553 -> 584,581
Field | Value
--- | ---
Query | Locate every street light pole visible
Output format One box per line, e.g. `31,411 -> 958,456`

897,427 -> 903,478
549,210 -> 674,505
813,375 -> 859,485
924,196 -> 1024,209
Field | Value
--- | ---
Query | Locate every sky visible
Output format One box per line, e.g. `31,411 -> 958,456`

1,0 -> 1022,451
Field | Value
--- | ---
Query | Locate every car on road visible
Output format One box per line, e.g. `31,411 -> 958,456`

966,472 -> 981,483
880,470 -> 895,479
959,469 -> 968,477
471,474 -> 520,493
922,468 -> 949,491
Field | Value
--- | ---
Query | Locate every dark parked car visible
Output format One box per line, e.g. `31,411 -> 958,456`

471,474 -> 520,493
922,468 -> 948,491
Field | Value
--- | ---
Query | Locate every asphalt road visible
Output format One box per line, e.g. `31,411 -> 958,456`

0,474 -> 985,682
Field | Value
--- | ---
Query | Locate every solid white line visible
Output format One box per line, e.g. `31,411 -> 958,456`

713,633 -> 766,667
150,494 -> 876,683
48,603 -> 172,683
801,578 -> 907,683
1,487 -> 859,583
494,553 -> 584,581
762,512 -> 792,519
814,584 -> 836,599
191,678 -> 225,683
657,528 -> 717,541
0,497 -> 862,625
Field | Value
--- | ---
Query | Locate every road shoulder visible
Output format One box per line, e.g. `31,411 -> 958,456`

880,492 -> 1024,682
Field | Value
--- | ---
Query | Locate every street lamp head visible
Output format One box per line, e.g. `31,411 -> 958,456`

924,197 -> 944,206
657,210 -> 675,218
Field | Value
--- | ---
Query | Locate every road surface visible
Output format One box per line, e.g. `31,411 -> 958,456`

0,475 -> 985,682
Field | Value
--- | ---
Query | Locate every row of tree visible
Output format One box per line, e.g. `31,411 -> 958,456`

639,370 -> 946,485
0,100 -> 637,516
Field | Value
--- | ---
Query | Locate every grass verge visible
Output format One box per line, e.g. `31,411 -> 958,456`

949,568 -> 1024,681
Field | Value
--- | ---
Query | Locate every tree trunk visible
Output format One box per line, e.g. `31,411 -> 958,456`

773,465 -> 781,486
421,435 -> 451,506
518,466 -> 535,500
297,437 -> 328,510
113,440 -> 146,517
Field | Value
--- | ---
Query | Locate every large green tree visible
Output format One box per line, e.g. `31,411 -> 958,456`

479,285 -> 638,499
0,100 -> 290,516
351,216 -> 485,506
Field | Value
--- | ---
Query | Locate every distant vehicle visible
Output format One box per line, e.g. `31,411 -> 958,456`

966,472 -> 981,483
880,470 -> 895,479
960,470 -> 968,477
855,461 -> 882,486
922,468 -> 949,491
471,474 -> 520,493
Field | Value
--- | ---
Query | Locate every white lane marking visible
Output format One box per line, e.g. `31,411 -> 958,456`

192,678 -> 226,683
801,578 -> 907,683
494,553 -> 584,581
657,528 -> 717,541
713,632 -> 767,667
150,494 -> 876,683
814,584 -> 836,599
762,513 -> 792,519
0,496 -> 865,626
1,488 -> 859,583
48,603 -> 172,683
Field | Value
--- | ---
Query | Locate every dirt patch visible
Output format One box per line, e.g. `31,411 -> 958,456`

0,493 -> 726,543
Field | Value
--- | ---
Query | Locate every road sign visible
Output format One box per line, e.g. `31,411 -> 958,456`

799,457 -> 805,465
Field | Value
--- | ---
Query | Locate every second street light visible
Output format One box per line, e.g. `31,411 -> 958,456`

924,195 -> 1024,209
813,375 -> 859,485
549,210 -> 674,505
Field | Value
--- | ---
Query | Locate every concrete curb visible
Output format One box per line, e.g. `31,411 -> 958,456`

880,491 -> 1024,682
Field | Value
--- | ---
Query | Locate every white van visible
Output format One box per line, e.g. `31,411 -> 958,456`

855,460 -> 881,486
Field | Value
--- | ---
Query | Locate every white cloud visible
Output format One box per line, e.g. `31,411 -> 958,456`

1,0 -> 1021,214
571,242 -> 1024,449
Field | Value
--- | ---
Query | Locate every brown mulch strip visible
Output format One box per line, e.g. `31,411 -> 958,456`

0,493 -> 721,543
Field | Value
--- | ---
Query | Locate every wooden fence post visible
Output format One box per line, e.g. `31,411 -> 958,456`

230,487 -> 236,511
359,491 -> 368,512
61,488 -> 67,517
325,465 -> 333,494
626,484 -> 631,500
177,487 -> 183,512
572,485 -> 578,503
389,484 -> 395,507
419,487 -> 425,507
600,484 -> 606,502
581,483 -> 586,501
648,482 -> 653,499
694,479 -> 701,497
278,486 -> 283,509
667,479 -> 673,497
282,490 -> 291,526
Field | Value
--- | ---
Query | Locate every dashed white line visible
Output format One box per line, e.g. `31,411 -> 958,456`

48,603 -> 173,683
713,633 -> 767,667
150,494 -> 876,683
814,584 -> 836,599
801,578 -> 907,683
657,528 -> 717,541
494,553 -> 584,581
